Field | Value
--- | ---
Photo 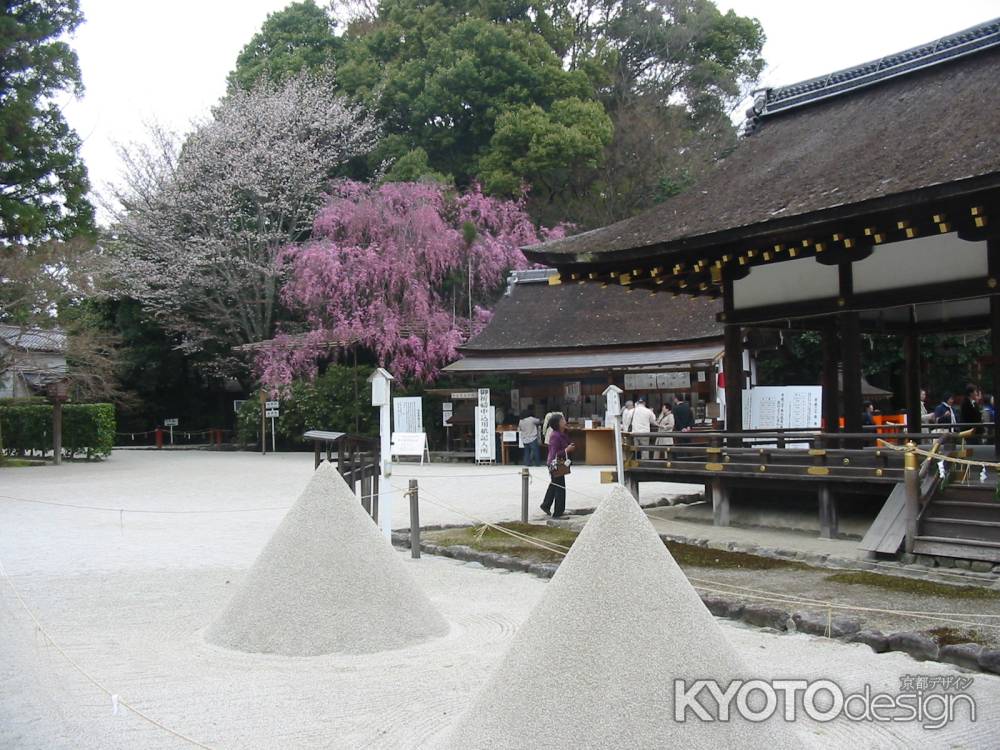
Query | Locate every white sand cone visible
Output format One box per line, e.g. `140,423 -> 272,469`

441,485 -> 808,749
205,463 -> 448,656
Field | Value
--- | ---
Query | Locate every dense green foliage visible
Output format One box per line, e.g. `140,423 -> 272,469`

755,331 -> 993,405
236,365 -> 373,446
227,0 -> 342,91
0,402 -> 115,458
0,0 -> 94,245
227,0 -> 765,226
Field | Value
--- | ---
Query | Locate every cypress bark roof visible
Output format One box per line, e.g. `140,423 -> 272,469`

462,272 -> 722,352
524,20 -> 1000,267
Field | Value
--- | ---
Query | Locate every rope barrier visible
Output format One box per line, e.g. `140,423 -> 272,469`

0,493 -> 289,515
879,438 -> 1000,470
0,558 -> 216,749
391,481 -> 1000,633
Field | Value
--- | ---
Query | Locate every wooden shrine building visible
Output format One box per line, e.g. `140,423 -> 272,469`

524,19 -> 1000,562
443,268 -> 730,463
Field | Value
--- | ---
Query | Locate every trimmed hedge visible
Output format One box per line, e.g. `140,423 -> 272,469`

0,403 -> 116,459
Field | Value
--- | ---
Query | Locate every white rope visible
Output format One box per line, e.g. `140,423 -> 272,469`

394,489 -> 1000,631
0,493 -> 289,515
0,558 -> 215,749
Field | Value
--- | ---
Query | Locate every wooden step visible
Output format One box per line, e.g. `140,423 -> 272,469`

941,485 -> 998,501
923,500 -> 1000,522
912,535 -> 1000,563
921,517 -> 1000,543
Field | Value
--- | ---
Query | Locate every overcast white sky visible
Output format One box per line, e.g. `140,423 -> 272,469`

62,0 -> 999,217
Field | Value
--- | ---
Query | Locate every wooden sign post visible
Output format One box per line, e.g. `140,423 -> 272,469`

603,384 -> 624,486
368,368 -> 396,539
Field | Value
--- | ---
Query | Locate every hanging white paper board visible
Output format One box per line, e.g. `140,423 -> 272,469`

393,396 -> 423,433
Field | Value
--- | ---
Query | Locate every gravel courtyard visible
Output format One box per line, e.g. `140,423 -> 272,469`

2,451 -> 999,748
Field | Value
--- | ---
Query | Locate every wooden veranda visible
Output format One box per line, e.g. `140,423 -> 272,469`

526,21 -> 1000,562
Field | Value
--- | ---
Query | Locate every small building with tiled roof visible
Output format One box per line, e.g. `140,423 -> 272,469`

443,269 -> 742,462
0,323 -> 68,399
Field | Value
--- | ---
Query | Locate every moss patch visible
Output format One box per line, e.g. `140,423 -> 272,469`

428,523 -> 576,563
825,571 -> 1000,600
664,541 -> 808,570
927,626 -> 991,647
426,523 -> 808,570
0,458 -> 44,468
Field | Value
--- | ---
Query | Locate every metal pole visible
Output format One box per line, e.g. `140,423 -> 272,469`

521,467 -> 529,522
409,479 -> 420,559
903,440 -> 920,553
169,425 -> 174,445
270,416 -> 276,453
260,391 -> 266,455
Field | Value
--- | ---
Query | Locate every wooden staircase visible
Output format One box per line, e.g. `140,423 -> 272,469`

913,484 -> 1000,563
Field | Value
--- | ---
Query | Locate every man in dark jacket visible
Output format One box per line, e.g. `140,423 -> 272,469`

672,397 -> 694,431
961,384 -> 982,425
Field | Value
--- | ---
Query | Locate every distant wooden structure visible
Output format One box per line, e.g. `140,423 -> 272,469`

443,268 -> 732,463
305,430 -> 381,519
526,20 -> 1000,562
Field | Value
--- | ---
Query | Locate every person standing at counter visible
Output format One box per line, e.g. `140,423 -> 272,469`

672,397 -> 694,432
540,414 -> 575,518
518,409 -> 542,466
655,403 -> 674,458
621,400 -> 635,431
631,398 -> 656,458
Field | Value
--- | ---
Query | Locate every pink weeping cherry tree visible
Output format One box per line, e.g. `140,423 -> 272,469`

257,180 -> 564,387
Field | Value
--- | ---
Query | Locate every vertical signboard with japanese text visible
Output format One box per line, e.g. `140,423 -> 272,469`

475,389 -> 495,462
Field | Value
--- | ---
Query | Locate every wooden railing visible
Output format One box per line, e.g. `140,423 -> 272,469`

304,430 -> 381,520
623,430 -> 919,483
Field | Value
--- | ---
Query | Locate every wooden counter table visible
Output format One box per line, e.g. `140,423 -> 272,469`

566,426 -> 617,465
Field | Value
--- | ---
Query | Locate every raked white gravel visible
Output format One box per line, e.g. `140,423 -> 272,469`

205,464 -> 448,656
2,452 -> 999,748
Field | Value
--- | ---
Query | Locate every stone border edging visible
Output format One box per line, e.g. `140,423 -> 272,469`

548,518 -> 1000,588
391,530 -> 1000,676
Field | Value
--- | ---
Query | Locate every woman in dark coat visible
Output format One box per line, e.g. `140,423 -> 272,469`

540,414 -> 575,519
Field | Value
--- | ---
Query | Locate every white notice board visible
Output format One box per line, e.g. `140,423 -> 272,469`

391,432 -> 429,463
475,405 -> 496,462
742,386 -> 822,431
393,396 -> 423,433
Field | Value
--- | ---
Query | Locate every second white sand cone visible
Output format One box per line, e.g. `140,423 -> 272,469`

205,462 -> 448,656
441,484 -> 808,749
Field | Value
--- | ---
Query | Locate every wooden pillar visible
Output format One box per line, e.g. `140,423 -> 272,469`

818,485 -> 837,539
820,325 -> 840,435
902,332 -> 923,438
51,401 -> 63,466
840,312 -> 863,436
711,477 -> 730,526
723,323 -> 743,446
990,238 -> 1000,458
991,293 -> 1000,458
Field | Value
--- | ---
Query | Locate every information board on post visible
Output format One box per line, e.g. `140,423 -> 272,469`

393,396 -> 423,434
164,418 -> 178,446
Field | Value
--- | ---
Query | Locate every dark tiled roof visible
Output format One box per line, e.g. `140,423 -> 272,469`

0,324 -> 66,352
462,272 -> 722,352
753,19 -> 1000,119
525,29 -> 1000,266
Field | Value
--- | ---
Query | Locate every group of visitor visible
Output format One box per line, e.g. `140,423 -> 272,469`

927,385 -> 995,430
